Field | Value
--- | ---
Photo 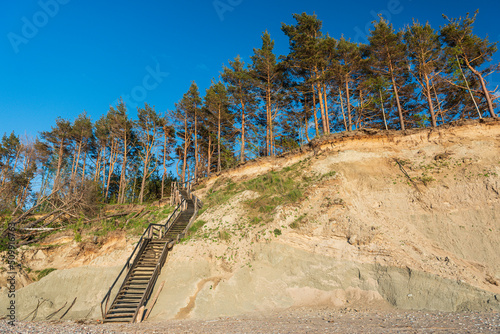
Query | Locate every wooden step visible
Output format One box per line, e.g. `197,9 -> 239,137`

127,277 -> 151,281
103,318 -> 133,323
105,313 -> 135,319
130,272 -> 154,276
112,298 -> 141,305
122,287 -> 147,291
138,255 -> 160,259
115,298 -> 141,303
117,293 -> 143,298
124,283 -> 148,288
137,256 -> 159,260
136,263 -> 158,267
137,259 -> 159,263
127,276 -> 151,281
109,304 -> 139,309
123,281 -> 148,288
108,307 -> 138,313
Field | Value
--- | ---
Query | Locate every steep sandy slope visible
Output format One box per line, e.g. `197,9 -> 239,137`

148,119 -> 500,320
2,119 -> 500,321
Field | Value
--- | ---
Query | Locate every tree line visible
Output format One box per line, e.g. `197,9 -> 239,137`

1,11 -> 498,214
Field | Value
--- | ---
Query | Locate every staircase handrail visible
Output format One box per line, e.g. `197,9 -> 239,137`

100,198 -> 185,320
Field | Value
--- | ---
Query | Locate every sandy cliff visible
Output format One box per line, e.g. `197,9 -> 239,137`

2,119 -> 500,321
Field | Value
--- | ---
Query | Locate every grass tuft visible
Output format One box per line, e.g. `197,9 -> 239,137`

36,268 -> 57,280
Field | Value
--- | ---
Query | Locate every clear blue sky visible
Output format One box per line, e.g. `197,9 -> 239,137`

1,0 -> 499,139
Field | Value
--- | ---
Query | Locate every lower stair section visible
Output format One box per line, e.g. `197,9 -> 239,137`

103,239 -> 168,323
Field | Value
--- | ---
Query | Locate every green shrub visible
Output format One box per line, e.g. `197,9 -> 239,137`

189,220 -> 207,233
290,214 -> 307,229
37,268 -> 57,280
0,236 -> 9,252
243,171 -> 304,222
218,230 -> 231,241
249,217 -> 262,225
320,170 -> 336,180
285,189 -> 302,202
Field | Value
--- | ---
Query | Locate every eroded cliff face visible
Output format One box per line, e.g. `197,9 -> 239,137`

150,119 -> 500,320
2,120 -> 500,321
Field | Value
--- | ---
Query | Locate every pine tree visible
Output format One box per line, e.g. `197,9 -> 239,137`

251,31 -> 286,156
282,13 -> 330,135
69,112 -> 93,189
440,11 -> 498,118
204,80 -> 232,173
103,109 -> 120,201
172,82 -> 201,182
404,20 -> 445,127
40,117 -> 72,191
333,37 -> 365,130
93,115 -> 110,191
367,18 -> 411,130
136,103 -> 162,204
0,132 -> 21,188
221,56 -> 256,163
0,133 -> 37,213
107,99 -> 133,204
158,112 -> 175,199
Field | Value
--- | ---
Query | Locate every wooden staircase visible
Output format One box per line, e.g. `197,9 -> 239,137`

103,239 -> 170,323
101,183 -> 201,323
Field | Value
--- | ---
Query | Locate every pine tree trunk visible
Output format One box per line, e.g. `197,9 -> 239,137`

312,85 -> 319,136
357,89 -> 364,129
139,151 -> 149,204
54,138 -> 65,190
70,144 -> 77,182
316,82 -> 327,135
304,96 -> 310,142
323,83 -> 330,134
266,82 -> 273,156
338,88 -> 348,131
380,90 -> 389,130
207,135 -> 212,176
194,108 -> 199,180
432,80 -> 445,125
161,129 -> 167,199
240,102 -> 246,163
389,63 -> 405,130
182,116 -> 188,183
464,58 -> 497,118
105,140 -> 117,201
71,140 -> 82,189
118,134 -> 128,204
101,146 -> 107,191
218,105 -> 221,172
81,150 -> 87,184
94,146 -> 102,182
345,80 -> 353,131
423,73 -> 437,127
